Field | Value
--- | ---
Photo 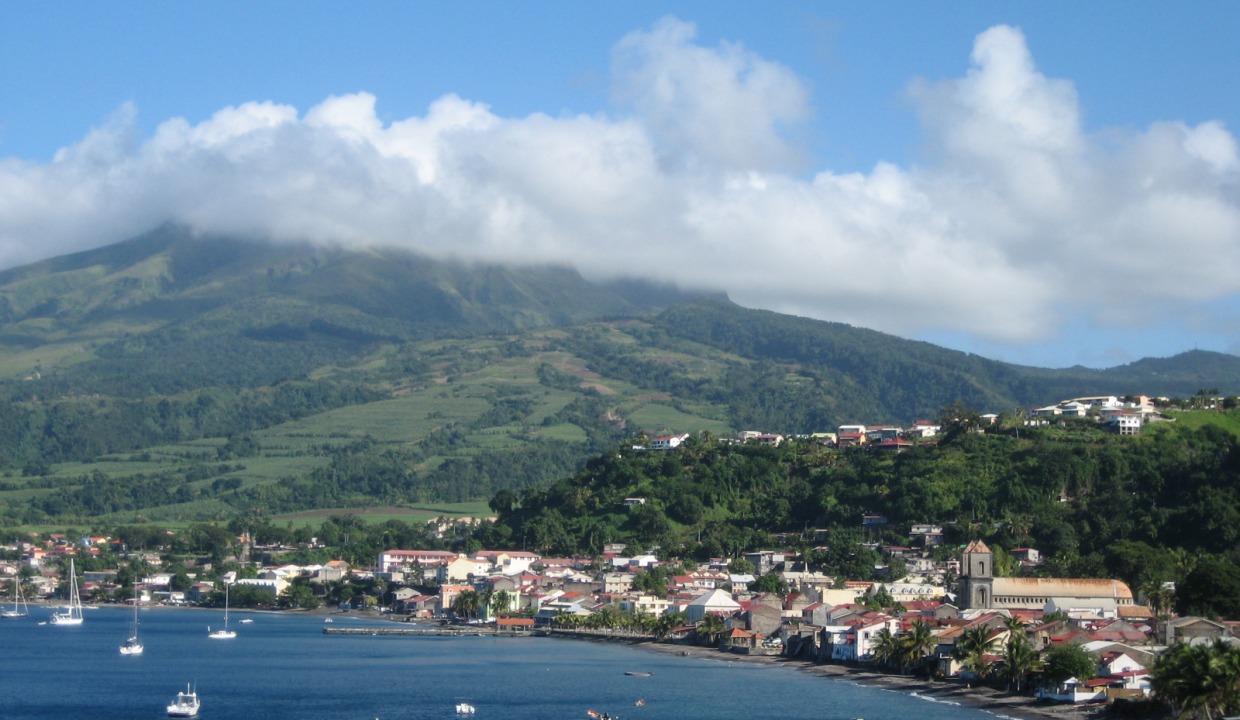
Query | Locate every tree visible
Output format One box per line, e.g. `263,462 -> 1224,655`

994,635 -> 1040,693
653,610 -> 688,640
451,589 -> 481,620
695,613 -> 726,647
867,585 -> 896,611
747,572 -> 788,596
488,489 -> 518,519
897,619 -> 938,676
726,558 -> 755,575
954,626 -> 997,678
278,581 -> 322,610
937,400 -> 983,441
489,589 -> 512,618
1152,640 -> 1240,719
632,565 -> 673,598
886,555 -> 908,582
870,627 -> 900,669
1177,555 -> 1240,618
1042,643 -> 1096,685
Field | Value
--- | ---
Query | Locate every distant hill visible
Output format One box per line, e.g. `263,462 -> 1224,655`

1,227 -> 1238,525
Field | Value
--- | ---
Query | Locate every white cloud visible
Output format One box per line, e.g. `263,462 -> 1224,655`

0,18 -> 1238,358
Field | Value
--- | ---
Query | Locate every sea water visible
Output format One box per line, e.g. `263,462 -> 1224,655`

0,607 -> 997,720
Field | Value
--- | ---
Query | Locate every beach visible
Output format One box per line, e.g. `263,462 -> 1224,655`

634,640 -> 1105,720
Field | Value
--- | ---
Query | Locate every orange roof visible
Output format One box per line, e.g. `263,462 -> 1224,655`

962,539 -> 991,554
497,617 -> 535,627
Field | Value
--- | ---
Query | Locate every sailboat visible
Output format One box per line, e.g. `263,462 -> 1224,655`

1,575 -> 29,618
49,558 -> 84,625
119,584 -> 143,655
207,582 -> 236,639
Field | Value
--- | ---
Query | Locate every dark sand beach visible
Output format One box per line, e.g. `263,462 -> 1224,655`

635,641 -> 1105,720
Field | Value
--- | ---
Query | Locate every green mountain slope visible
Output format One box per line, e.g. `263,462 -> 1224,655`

0,228 -> 1239,526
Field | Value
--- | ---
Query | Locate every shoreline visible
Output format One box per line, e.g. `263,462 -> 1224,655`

19,601 -> 1107,719
598,638 -> 1105,720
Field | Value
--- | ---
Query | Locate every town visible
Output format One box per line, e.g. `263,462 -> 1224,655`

3,392 -> 1237,718
2,520 -> 1233,715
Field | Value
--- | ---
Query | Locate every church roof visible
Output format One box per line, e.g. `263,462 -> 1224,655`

963,540 -> 991,554
992,577 -> 1133,600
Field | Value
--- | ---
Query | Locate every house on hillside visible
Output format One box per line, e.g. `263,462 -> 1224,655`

651,433 -> 690,450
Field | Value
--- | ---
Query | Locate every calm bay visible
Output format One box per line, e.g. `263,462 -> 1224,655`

0,607 -> 1005,720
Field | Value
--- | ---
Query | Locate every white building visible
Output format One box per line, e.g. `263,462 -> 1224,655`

684,588 -> 741,622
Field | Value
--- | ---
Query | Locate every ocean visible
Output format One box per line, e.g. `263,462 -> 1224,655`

0,606 -> 1001,720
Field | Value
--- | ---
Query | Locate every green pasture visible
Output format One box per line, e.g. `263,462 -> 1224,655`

626,403 -> 734,435
1159,409 -> 1240,437
270,502 -> 493,528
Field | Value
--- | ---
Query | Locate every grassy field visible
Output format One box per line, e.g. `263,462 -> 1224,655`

0,318 -> 741,527
270,502 -> 493,528
1161,408 -> 1240,436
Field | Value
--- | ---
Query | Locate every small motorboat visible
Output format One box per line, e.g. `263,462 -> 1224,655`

166,683 -> 201,717
455,702 -> 476,715
624,671 -> 653,676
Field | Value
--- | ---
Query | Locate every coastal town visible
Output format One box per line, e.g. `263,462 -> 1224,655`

3,518 -> 1234,716
3,391 -> 1238,718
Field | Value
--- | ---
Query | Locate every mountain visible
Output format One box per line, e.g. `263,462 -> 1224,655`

1,227 -> 1239,525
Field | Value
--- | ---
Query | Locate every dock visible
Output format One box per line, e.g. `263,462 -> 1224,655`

323,626 -> 541,637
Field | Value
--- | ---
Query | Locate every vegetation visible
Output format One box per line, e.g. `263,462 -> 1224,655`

1151,641 -> 1240,719
1042,643 -> 1097,685
4,229 -> 1240,622
486,416 -> 1240,616
3,227 -> 1240,533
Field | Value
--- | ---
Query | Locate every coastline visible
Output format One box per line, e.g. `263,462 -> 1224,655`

618,640 -> 1104,720
19,601 -> 1105,719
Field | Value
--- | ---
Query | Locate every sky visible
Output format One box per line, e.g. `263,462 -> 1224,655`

2,2 -> 1239,369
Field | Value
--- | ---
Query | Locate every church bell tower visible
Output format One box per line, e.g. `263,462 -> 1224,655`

959,540 -> 994,610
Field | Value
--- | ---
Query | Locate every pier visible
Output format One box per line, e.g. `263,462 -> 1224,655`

323,625 -> 541,637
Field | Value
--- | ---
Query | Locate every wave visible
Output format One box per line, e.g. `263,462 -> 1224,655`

908,692 -> 960,706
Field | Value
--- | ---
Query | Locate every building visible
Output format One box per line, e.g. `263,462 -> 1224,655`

650,433 -> 690,450
377,549 -> 458,574
958,540 -> 1133,612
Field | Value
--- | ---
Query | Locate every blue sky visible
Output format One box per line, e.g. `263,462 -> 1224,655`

2,2 -> 1239,369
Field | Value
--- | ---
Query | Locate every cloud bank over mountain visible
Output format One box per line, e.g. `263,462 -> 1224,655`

1,19 -> 1237,359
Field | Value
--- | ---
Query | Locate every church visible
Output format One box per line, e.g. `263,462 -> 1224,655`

958,540 -> 1134,616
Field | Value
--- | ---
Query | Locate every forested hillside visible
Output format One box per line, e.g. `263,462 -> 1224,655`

488,415 -> 1240,616
2,227 -> 1240,527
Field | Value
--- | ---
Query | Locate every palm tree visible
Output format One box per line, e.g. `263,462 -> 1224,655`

450,589 -> 481,620
954,626 -> 998,678
488,589 -> 512,619
1141,580 -> 1177,622
1152,640 -> 1240,719
898,619 -> 938,676
870,627 -> 900,669
994,635 -> 1040,694
1002,614 -> 1026,636
695,613 -> 726,647
653,611 -> 687,640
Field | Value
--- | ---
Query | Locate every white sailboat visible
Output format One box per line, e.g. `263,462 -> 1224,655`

49,558 -> 84,626
166,683 -> 201,717
1,574 -> 28,618
119,584 -> 143,655
207,582 -> 236,639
